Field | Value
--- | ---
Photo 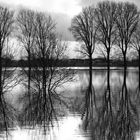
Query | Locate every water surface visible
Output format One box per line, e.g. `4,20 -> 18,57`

1,68 -> 140,140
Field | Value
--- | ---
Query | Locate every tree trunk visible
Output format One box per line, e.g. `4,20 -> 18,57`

0,46 -> 2,96
42,59 -> 47,128
89,52 -> 92,91
0,43 -> 8,133
123,53 -> 127,70
139,50 -> 140,88
106,49 -> 113,119
28,53 -> 31,102
107,49 -> 110,85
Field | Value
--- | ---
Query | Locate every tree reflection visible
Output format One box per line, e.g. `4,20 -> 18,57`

90,69 -> 115,139
0,95 -> 17,139
82,78 -> 96,130
17,11 -> 75,134
0,67 -> 19,139
82,69 -> 140,140
18,68 -> 74,134
113,69 -> 139,140
81,71 -> 99,131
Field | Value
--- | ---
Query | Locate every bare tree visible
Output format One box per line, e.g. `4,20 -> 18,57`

33,12 -> 55,102
0,6 -> 14,95
94,1 -> 117,71
70,6 -> 96,63
0,6 -> 17,138
16,9 -> 36,101
115,2 -> 139,68
70,6 -> 96,100
18,12 -> 74,130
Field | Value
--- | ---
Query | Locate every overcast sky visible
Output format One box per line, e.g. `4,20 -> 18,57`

0,0 -> 140,58
0,0 -> 140,41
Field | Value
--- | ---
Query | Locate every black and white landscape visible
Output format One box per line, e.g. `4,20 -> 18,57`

0,0 -> 140,140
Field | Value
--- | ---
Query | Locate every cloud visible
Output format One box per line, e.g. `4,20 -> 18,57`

79,0 -> 94,7
0,0 -> 81,41
1,0 -> 140,42
79,0 -> 140,7
0,0 -> 82,17
50,12 -> 74,41
42,0 -> 82,17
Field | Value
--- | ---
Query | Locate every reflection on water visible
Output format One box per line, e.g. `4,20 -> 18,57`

1,68 -> 140,140
8,114 -> 91,140
82,69 -> 140,140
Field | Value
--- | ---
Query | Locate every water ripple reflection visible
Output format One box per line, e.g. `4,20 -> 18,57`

1,68 -> 140,140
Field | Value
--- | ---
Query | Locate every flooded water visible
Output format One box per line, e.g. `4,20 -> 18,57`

1,68 -> 140,140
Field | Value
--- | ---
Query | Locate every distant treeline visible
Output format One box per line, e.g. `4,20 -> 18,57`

3,58 -> 139,67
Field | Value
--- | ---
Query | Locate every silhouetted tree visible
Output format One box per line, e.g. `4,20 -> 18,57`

94,1 -> 117,71
115,2 -> 139,68
17,9 -> 36,101
0,6 -> 17,138
0,6 -> 14,96
31,13 -> 55,131
70,6 -> 96,90
18,12 -> 74,131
